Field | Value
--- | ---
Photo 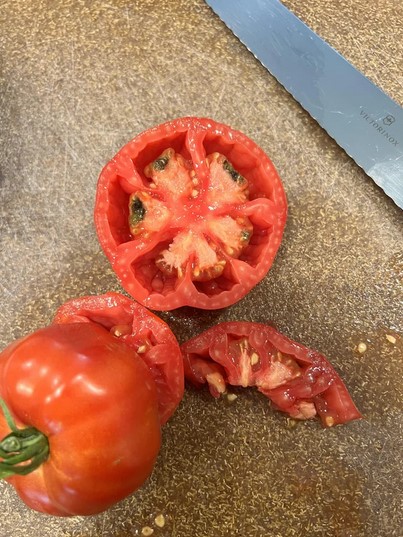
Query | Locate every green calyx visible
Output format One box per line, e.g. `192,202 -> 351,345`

0,398 -> 49,479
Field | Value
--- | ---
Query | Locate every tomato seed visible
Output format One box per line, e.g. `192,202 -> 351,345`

325,416 -> 335,427
357,342 -> 367,354
154,514 -> 166,528
110,324 -> 132,337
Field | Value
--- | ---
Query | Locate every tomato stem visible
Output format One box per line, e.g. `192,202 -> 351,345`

0,398 -> 49,480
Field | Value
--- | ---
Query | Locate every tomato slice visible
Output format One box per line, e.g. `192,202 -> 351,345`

54,292 -> 184,425
94,117 -> 287,310
181,322 -> 362,427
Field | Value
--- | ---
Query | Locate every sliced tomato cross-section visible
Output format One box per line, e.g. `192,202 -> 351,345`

54,292 -> 184,425
94,117 -> 287,310
181,322 -> 362,427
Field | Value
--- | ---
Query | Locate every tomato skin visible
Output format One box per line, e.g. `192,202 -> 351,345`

54,292 -> 184,425
181,322 -> 362,427
94,117 -> 287,310
0,323 -> 161,516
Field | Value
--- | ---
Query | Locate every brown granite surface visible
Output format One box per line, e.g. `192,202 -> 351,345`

0,0 -> 402,536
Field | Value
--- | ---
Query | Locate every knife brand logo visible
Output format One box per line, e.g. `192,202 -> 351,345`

383,114 -> 395,126
360,109 -> 399,146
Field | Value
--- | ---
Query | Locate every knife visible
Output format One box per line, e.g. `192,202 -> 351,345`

205,0 -> 403,209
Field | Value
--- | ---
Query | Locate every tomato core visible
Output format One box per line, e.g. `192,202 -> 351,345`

128,149 -> 253,283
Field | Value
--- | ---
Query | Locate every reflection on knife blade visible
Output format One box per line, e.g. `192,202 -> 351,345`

205,0 -> 403,209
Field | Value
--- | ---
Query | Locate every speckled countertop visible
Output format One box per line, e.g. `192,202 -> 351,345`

0,1 -> 402,536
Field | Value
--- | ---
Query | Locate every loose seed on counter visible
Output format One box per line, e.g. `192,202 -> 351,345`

386,334 -> 396,344
286,418 -> 298,429
154,514 -> 166,528
357,342 -> 367,354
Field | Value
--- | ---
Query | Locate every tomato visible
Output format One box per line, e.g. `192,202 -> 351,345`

94,117 -> 287,310
54,292 -> 184,425
0,323 -> 161,516
181,322 -> 362,427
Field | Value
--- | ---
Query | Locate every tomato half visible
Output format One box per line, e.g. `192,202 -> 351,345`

181,322 -> 362,427
54,292 -> 184,425
0,323 -> 161,516
94,117 -> 287,310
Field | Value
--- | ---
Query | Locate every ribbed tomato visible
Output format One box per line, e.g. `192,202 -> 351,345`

94,117 -> 287,310
0,323 -> 161,516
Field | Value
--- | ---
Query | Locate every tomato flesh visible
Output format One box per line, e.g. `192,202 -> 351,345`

181,322 -> 362,427
95,117 -> 287,310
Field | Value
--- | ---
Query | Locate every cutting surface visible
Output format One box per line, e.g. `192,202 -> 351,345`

0,1 -> 402,536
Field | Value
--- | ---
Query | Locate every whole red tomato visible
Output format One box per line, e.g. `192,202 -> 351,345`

94,117 -> 287,310
0,322 -> 161,516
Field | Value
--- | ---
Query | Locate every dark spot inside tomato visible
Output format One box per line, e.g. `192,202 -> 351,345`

129,196 -> 146,227
241,230 -> 251,242
153,155 -> 170,171
128,191 -> 171,237
223,159 -> 245,184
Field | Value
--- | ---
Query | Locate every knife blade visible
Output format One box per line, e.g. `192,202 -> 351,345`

205,0 -> 403,209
